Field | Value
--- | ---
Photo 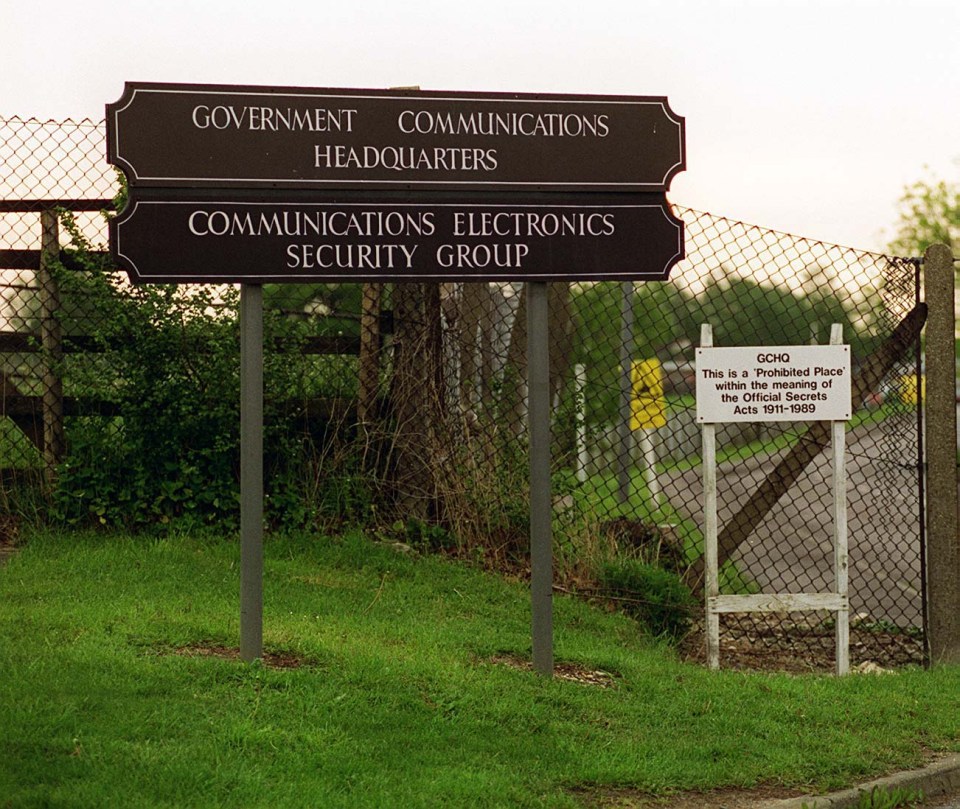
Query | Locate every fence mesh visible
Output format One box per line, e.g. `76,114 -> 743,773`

0,117 -> 925,670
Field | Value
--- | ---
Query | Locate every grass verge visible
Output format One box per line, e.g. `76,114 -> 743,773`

1,530 -> 957,808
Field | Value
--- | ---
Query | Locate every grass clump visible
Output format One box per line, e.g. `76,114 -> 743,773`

598,559 -> 697,641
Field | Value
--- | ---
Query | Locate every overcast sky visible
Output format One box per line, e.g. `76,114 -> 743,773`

2,0 -> 957,253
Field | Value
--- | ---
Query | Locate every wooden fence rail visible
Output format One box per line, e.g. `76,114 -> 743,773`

1,205 -> 392,466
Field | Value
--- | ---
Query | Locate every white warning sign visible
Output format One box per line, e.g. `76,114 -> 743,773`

696,345 -> 851,424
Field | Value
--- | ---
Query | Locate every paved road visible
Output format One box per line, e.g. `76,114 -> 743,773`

662,418 -> 924,627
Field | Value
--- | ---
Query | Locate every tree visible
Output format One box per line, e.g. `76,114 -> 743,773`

500,282 -> 575,440
888,169 -> 959,256
387,282 -> 447,519
696,276 -> 815,349
570,281 -> 692,429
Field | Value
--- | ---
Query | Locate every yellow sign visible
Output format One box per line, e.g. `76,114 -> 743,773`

631,359 -> 667,429
894,374 -> 925,405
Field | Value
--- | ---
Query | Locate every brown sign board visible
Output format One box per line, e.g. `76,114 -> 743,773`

108,196 -> 684,284
107,82 -> 685,193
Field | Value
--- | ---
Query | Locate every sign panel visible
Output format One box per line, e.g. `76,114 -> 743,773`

107,83 -> 685,192
696,345 -> 852,423
109,197 -> 685,283
631,359 -> 667,429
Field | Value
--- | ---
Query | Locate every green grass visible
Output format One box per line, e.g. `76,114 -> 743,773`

1,530 -> 958,808
570,470 -> 757,594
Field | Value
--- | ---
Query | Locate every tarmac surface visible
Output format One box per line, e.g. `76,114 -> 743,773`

661,418 -> 925,628
657,418 -> 959,807
590,754 -> 960,807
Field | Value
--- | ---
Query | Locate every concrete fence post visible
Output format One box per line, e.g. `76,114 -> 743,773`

924,243 -> 959,665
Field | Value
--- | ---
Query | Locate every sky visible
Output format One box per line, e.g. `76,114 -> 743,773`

2,0 -> 957,254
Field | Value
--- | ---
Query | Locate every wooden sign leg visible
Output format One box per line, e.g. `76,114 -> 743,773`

700,324 -> 720,670
830,323 -> 849,675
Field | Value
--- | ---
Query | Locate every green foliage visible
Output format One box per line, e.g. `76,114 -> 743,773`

0,418 -> 40,469
598,558 -> 696,641
568,276 -> 881,434
889,169 -> 959,255
264,282 -> 365,338
51,269 -> 243,528
381,517 -> 457,553
803,786 -> 926,809
571,282 -> 692,427
855,786 -> 925,808
696,275 -> 866,351
47,210 -> 322,530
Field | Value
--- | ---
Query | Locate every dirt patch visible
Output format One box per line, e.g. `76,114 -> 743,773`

570,783 -> 804,808
487,654 -> 619,688
173,643 -> 308,669
679,613 -> 924,673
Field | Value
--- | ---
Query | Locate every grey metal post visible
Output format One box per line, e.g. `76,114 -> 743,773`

240,284 -> 264,662
923,244 -> 959,665
527,281 -> 553,677
618,281 -> 634,503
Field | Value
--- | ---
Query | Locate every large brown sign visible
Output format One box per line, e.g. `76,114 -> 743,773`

107,83 -> 685,193
109,197 -> 684,283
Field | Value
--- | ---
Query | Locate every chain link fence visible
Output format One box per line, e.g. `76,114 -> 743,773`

0,117 -> 925,670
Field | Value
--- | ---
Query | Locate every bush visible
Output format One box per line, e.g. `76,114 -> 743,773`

50,274 -> 243,529
48,210 -> 315,530
598,559 -> 696,641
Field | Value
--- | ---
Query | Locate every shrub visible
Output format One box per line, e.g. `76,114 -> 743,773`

48,210 -> 315,530
598,559 -> 696,641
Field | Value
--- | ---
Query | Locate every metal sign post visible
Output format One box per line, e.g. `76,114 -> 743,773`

107,82 -> 686,672
239,284 -> 264,662
617,282 -> 634,504
527,282 -> 553,676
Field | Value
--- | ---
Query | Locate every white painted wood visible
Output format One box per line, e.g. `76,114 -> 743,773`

710,593 -> 847,613
831,323 -> 850,676
697,322 -> 850,675
575,364 -> 587,484
700,324 -> 720,670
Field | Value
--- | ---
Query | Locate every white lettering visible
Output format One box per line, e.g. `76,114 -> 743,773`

394,109 -> 611,138
188,210 -> 208,235
436,243 -> 529,269
192,105 -> 357,132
